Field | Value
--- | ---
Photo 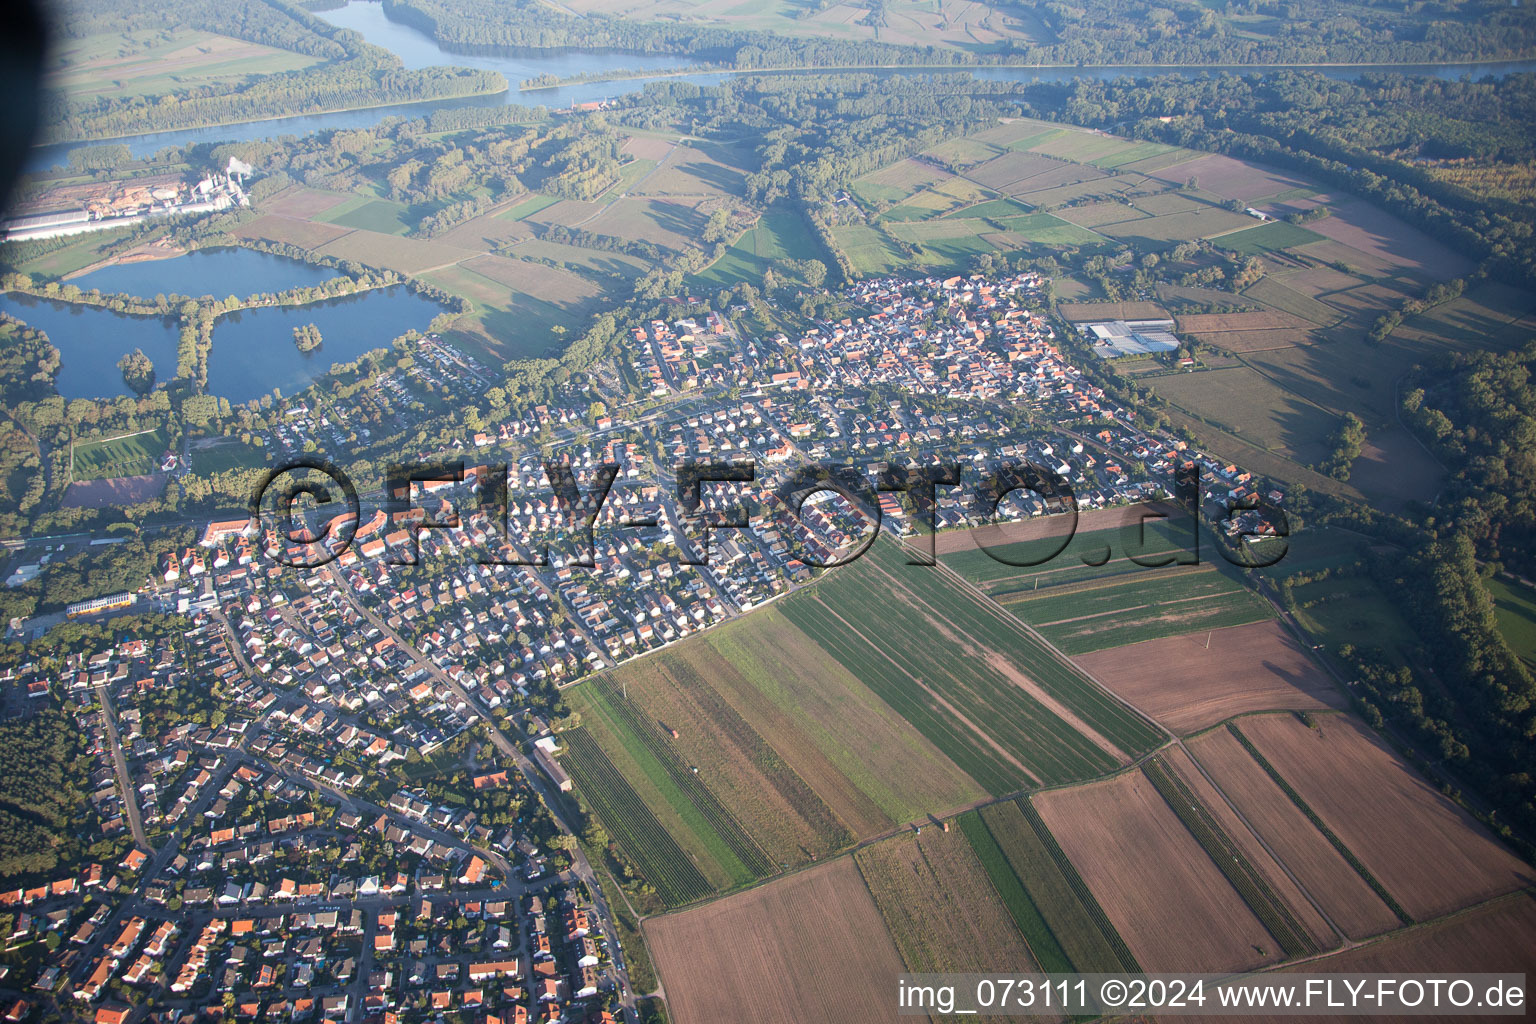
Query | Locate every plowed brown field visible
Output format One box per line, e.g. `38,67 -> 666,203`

1071,620 -> 1342,733
1033,770 -> 1279,972
644,857 -> 908,1024
1239,714 -> 1534,921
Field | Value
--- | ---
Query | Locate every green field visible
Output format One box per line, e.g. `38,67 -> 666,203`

943,197 -> 1034,220
1289,572 -> 1419,665
560,728 -> 714,907
832,224 -> 904,276
315,196 -> 414,236
994,212 -> 1104,246
885,219 -> 1001,268
1029,581 -> 1272,654
499,195 -> 561,221
958,810 -> 1074,973
570,680 -> 773,890
782,539 -> 1163,793
558,597 -> 990,902
1218,221 -> 1328,256
986,798 -> 1142,971
696,208 -> 826,287
72,427 -> 168,480
1487,577 -> 1536,669
944,516 -> 1198,596
49,29 -> 320,103
187,440 -> 267,476
944,517 -> 1273,655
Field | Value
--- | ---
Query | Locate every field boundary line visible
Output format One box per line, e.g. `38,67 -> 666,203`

1226,721 -> 1414,926
925,550 -> 1173,746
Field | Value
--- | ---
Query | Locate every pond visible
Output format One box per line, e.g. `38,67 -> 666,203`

0,292 -> 180,400
206,285 -> 447,403
71,246 -> 344,300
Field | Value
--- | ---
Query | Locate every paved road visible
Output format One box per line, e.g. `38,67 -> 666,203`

337,586 -> 640,1023
95,681 -> 148,850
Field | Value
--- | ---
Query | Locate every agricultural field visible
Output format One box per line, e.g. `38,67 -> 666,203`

498,194 -> 560,222
1072,620 -> 1342,734
567,682 -> 774,894
72,427 -> 168,480
574,668 -> 853,870
854,824 -> 1036,974
1148,365 -> 1337,465
642,857 -> 908,1024
563,605 -> 985,900
1218,221 -> 1328,256
559,728 -> 714,907
628,143 -> 747,198
849,158 -> 951,205
313,229 -> 477,276
1011,566 -> 1273,655
1287,570 -> 1421,666
1032,768 -> 1282,973
581,198 -> 711,252
260,187 -> 353,220
783,537 -> 1166,793
1152,747 -> 1336,955
1146,153 -> 1313,204
1234,713 -> 1534,922
564,0 -> 1054,52
1293,892 -> 1536,976
989,212 -> 1103,247
47,29 -> 320,103
885,218 -> 1006,268
940,507 -> 1199,591
1094,207 -> 1257,245
231,214 -> 353,252
830,224 -> 904,277
422,255 -> 607,359
1188,725 -> 1405,940
696,208 -> 826,287
972,799 -> 1141,973
314,194 -> 415,236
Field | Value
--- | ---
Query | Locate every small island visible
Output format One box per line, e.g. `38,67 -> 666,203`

293,323 -> 323,352
116,347 -> 155,394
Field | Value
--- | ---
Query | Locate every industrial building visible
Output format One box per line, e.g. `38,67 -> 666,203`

1075,318 -> 1182,359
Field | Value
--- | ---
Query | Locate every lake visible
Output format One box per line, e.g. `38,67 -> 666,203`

0,292 -> 180,400
207,285 -> 447,403
71,246 -> 344,300
0,285 -> 445,403
27,0 -> 1536,169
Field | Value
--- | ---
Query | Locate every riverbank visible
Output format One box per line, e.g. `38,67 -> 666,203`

65,239 -> 189,282
35,77 -> 511,149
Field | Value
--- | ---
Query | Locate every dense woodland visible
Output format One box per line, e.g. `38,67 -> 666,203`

1403,343 -> 1536,580
0,710 -> 96,879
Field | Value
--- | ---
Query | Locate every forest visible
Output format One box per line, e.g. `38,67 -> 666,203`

0,710 -> 95,879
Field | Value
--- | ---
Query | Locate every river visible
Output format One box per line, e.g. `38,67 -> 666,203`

27,0 -> 1536,169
